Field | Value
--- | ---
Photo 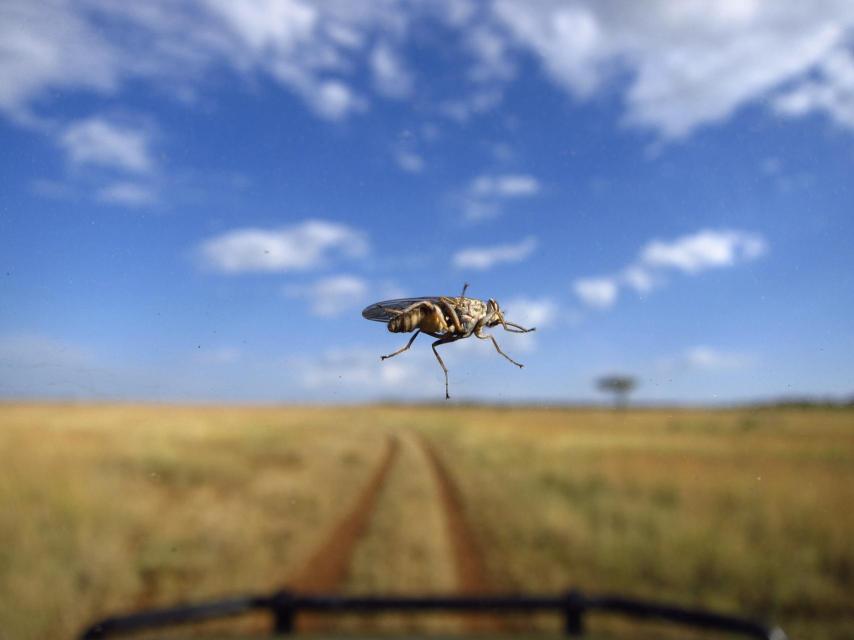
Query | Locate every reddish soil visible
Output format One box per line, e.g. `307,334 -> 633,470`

416,435 -> 515,633
287,435 -> 399,629
284,432 -> 514,633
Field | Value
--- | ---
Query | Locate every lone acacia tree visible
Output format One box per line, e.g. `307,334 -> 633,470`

596,375 -> 637,409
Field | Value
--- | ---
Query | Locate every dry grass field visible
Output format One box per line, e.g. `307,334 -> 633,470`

1,404 -> 852,639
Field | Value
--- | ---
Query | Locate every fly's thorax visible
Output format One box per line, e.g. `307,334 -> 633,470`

456,298 -> 488,333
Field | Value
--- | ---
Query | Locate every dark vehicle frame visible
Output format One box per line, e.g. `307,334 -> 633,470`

81,589 -> 786,639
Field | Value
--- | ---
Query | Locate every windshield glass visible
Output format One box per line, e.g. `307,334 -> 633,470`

1,2 -> 852,640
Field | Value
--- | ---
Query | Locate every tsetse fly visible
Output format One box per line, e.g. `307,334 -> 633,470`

361,284 -> 535,399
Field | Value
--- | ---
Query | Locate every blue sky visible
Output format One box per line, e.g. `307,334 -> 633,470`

1,0 -> 853,403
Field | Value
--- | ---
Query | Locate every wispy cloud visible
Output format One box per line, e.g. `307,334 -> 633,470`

501,297 -> 558,328
60,117 -> 153,173
395,150 -> 425,173
297,346 -> 418,390
0,1 -> 118,124
574,277 -> 619,309
2,3 -> 854,138
574,229 -> 767,308
284,274 -> 368,317
95,181 -> 157,207
488,2 -> 854,138
773,48 -> 854,129
471,174 -> 540,197
459,173 -> 541,220
371,42 -> 413,99
198,220 -> 369,274
193,346 -> 242,365
641,230 -> 767,274
454,236 -> 537,270
684,346 -> 754,371
658,346 -> 755,373
439,90 -> 503,123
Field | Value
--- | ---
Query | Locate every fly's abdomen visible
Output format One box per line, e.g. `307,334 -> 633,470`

388,310 -> 421,333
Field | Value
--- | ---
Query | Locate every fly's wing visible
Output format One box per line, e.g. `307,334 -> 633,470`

361,297 -> 441,322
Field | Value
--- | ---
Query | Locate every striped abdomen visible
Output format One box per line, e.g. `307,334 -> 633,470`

388,309 -> 424,333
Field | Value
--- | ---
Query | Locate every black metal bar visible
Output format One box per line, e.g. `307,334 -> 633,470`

79,590 -> 786,639
586,594 -> 786,640
80,595 -> 270,639
563,589 -> 585,636
270,591 -> 295,634
292,593 -> 562,611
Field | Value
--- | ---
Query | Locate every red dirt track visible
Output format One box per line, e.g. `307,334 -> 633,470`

285,431 -> 509,633
416,436 -> 493,594
289,435 -> 400,592
417,435 -> 513,633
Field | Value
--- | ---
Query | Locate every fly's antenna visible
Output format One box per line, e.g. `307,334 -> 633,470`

458,282 -> 469,304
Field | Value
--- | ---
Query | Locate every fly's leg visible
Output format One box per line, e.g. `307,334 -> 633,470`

431,337 -> 458,399
438,297 -> 464,334
381,330 -> 420,360
477,331 -> 524,368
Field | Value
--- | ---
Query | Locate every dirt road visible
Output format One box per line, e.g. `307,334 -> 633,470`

284,430 -> 512,633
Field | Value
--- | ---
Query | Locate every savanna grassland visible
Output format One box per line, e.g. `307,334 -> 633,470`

1,404 -> 852,639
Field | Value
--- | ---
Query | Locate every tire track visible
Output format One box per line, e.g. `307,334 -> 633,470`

287,434 -> 399,629
287,432 -> 514,633
416,434 -> 516,633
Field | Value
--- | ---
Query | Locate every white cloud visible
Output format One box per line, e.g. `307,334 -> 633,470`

573,277 -> 618,309
470,173 -> 541,197
489,1 -> 854,138
3,2 -> 854,139
0,1 -> 385,123
284,274 -> 368,317
0,333 -> 92,369
95,181 -> 157,206
640,229 -> 767,274
0,1 -> 119,124
453,236 -> 537,270
621,265 -> 657,293
773,48 -> 854,129
299,346 -> 417,389
656,345 -> 755,372
439,89 -> 504,123
467,25 -> 515,82
371,42 -> 413,98
299,79 -> 366,121
198,220 -> 368,274
395,149 -> 424,173
501,297 -> 557,328
684,346 -> 753,371
60,117 -> 153,173
30,178 -> 76,200
452,329 -> 538,355
460,173 -> 542,220
492,2 -> 604,98
194,346 -> 242,365
574,228 -> 767,308
0,333 -> 104,399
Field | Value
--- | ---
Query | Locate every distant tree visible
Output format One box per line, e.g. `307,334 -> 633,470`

596,375 -> 637,409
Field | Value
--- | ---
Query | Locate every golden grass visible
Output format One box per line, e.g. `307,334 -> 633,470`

1,404 -> 852,639
0,405 -> 387,639
413,407 -> 854,639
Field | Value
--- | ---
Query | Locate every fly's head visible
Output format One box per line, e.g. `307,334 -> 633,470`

484,298 -> 505,328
